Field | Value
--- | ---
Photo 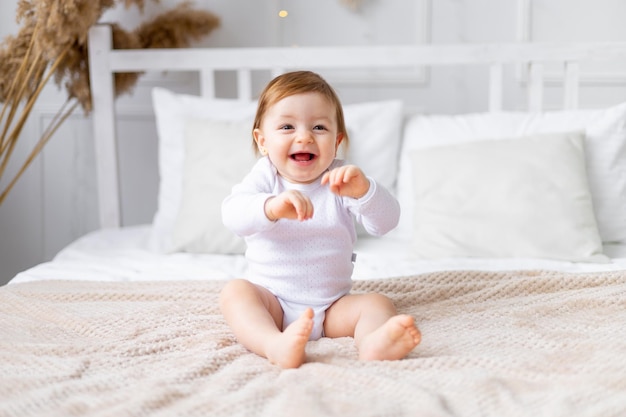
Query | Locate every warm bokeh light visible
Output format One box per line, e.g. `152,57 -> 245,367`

278,10 -> 288,18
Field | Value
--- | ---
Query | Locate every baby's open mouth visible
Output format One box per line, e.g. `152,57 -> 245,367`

290,153 -> 315,161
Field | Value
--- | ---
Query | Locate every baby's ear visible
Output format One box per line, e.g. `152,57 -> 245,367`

335,132 -> 346,157
253,128 -> 265,150
335,132 -> 344,148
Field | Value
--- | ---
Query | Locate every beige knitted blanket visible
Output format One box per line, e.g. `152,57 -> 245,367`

1,270 -> 625,417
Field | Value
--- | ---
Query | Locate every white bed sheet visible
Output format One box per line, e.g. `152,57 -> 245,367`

10,224 -> 626,284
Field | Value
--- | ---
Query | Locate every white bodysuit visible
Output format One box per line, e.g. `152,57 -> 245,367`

222,157 -> 400,340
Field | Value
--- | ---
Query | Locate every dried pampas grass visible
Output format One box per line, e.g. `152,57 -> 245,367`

136,2 -> 221,49
0,0 -> 220,205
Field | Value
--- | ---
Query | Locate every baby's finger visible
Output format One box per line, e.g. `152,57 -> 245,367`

341,165 -> 360,183
326,167 -> 343,186
290,193 -> 314,221
302,197 -> 314,220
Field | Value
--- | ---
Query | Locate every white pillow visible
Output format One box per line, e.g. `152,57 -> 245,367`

410,131 -> 607,262
150,87 -> 404,253
149,87 -> 258,253
342,100 -> 404,193
172,119 -> 256,254
396,102 -> 626,244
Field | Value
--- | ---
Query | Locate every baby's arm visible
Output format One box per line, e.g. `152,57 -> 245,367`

325,164 -> 400,236
264,190 -> 314,222
321,165 -> 370,199
222,158 -> 280,236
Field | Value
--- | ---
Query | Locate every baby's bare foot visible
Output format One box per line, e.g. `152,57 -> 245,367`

358,314 -> 421,361
266,308 -> 314,369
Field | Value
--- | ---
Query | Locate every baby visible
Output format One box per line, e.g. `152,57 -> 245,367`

220,70 -> 420,368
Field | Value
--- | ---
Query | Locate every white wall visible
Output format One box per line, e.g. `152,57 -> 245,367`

1,0 -> 626,284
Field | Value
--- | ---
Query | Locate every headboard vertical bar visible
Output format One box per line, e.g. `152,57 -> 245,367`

527,62 -> 544,112
563,61 -> 580,110
199,70 -> 216,98
88,25 -> 121,228
488,63 -> 504,112
237,69 -> 253,101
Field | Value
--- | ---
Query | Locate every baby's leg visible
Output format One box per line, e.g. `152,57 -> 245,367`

324,293 -> 421,361
219,279 -> 313,368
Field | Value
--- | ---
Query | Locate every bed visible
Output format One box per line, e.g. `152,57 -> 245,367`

2,24 -> 626,416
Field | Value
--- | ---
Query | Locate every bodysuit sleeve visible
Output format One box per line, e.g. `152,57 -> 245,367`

345,177 -> 400,237
222,158 -> 277,237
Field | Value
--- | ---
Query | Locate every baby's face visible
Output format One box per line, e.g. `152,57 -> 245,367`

254,92 -> 343,184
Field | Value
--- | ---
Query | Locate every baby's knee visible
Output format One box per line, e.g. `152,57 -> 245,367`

219,279 -> 252,306
364,293 -> 396,312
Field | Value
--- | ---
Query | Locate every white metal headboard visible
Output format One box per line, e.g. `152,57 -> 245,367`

87,23 -> 626,230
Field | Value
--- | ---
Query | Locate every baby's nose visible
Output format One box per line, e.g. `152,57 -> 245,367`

296,131 -> 314,143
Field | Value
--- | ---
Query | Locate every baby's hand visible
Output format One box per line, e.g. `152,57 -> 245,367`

321,165 -> 369,199
264,190 -> 314,222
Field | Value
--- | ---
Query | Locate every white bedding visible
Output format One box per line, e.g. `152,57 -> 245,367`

11,225 -> 626,285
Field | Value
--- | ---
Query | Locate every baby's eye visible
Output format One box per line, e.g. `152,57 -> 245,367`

313,125 -> 327,131
279,124 -> 294,130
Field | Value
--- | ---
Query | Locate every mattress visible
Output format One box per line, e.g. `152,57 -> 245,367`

11,224 -> 626,284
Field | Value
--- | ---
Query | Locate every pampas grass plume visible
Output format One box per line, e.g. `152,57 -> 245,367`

0,0 -> 220,204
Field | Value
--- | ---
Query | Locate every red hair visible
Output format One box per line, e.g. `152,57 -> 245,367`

252,71 -> 348,155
